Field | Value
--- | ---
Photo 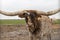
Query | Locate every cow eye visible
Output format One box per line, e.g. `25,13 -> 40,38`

23,13 -> 28,17
23,13 -> 27,15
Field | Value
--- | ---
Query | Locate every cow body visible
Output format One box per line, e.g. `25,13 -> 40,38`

24,12 -> 52,40
0,9 -> 60,40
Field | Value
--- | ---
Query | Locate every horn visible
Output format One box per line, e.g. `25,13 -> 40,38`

46,8 -> 60,16
36,10 -> 46,16
36,8 -> 60,16
24,10 -> 47,16
0,10 -> 27,18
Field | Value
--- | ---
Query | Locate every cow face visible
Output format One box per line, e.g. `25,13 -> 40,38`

23,11 -> 41,34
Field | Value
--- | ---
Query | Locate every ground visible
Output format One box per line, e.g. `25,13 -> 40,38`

0,24 -> 60,40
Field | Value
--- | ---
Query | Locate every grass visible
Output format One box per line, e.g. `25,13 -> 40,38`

0,19 -> 26,24
0,19 -> 60,24
53,19 -> 60,24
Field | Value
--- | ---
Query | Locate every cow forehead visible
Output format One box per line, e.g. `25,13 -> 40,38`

24,10 -> 37,14
27,15 -> 49,21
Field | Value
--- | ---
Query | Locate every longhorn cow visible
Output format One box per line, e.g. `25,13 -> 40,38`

0,9 -> 60,40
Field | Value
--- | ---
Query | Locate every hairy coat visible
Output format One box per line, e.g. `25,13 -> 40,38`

24,11 -> 52,40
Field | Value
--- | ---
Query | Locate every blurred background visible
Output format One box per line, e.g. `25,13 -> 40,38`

0,0 -> 60,19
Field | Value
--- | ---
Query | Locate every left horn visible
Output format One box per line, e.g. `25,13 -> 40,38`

36,8 -> 60,16
46,8 -> 60,16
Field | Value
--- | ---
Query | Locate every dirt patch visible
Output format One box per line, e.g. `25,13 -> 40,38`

52,24 -> 60,29
0,24 -> 60,40
0,24 -> 29,40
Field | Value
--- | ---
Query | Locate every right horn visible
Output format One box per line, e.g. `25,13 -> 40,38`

0,10 -> 27,18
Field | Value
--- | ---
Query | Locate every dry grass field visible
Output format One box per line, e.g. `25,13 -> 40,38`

0,24 -> 60,40
0,24 -> 29,40
0,19 -> 60,40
